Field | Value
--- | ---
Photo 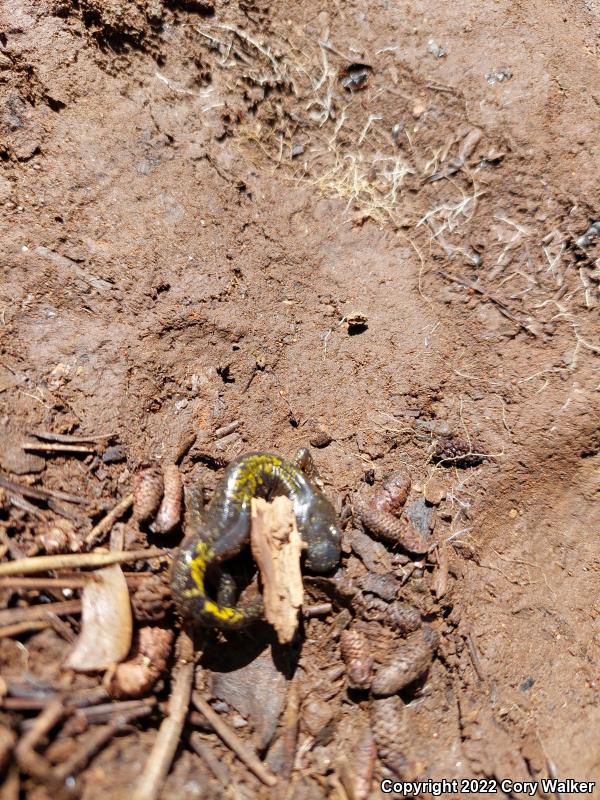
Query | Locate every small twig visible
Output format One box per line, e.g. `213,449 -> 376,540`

0,726 -> 16,773
0,474 -> 90,505
266,679 -> 299,780
214,420 -> 241,439
47,498 -> 89,523
84,493 -> 134,547
432,540 -> 449,599
0,620 -> 51,639
78,698 -> 157,724
0,576 -> 91,590
2,696 -> 56,711
4,687 -> 109,714
172,430 -> 197,465
7,494 -> 45,520
0,599 -> 82,626
303,602 -> 333,618
22,442 -> 96,454
55,706 -> 154,782
214,23 -> 281,75
437,271 -> 538,337
192,692 -> 277,787
465,632 -> 486,681
0,763 -> 19,800
55,722 -> 122,781
27,430 -> 116,444
47,614 -> 77,643
0,547 -> 167,576
132,631 -> 195,800
318,39 -> 355,63
14,699 -> 71,798
189,733 -> 230,785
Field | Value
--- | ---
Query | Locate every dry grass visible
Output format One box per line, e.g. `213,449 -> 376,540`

192,21 -> 600,384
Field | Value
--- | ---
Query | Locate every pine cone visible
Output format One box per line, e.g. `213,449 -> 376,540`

340,628 -> 374,690
370,697 -> 414,779
133,464 -> 164,522
432,435 -> 487,467
369,471 -> 411,515
385,602 -> 422,635
371,625 -> 439,697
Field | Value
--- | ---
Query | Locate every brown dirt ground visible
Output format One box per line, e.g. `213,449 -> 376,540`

1,0 -> 600,797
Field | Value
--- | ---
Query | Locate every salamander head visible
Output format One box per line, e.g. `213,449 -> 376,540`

302,492 -> 341,573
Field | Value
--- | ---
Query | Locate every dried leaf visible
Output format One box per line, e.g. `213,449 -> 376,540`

65,565 -> 132,672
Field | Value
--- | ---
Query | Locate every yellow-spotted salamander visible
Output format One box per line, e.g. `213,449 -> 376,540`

170,450 -> 341,629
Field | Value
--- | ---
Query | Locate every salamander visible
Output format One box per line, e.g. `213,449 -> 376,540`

170,450 -> 341,629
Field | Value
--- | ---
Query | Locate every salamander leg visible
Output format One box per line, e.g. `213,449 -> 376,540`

293,446 -> 317,478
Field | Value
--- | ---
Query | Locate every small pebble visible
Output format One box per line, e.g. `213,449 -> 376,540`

309,427 -> 332,448
102,445 -> 127,464
412,102 -> 426,119
340,63 -> 372,91
426,39 -> 446,58
344,311 -> 368,333
423,479 -> 445,505
404,497 -> 436,536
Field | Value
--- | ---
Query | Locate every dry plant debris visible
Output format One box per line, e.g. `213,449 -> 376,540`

134,462 -> 183,534
194,18 -> 600,372
191,692 -> 278,787
64,565 -> 132,672
340,628 -> 374,690
149,464 -> 183,534
133,465 -> 164,523
131,632 -> 195,800
109,627 -> 174,699
371,625 -> 440,696
4,0 -> 593,790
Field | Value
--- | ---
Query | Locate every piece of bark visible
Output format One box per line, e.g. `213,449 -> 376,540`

250,496 -> 303,643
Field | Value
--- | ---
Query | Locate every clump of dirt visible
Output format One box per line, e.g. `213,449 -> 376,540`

1,0 -> 600,797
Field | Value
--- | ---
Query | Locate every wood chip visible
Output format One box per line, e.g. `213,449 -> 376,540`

250,496 -> 303,644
